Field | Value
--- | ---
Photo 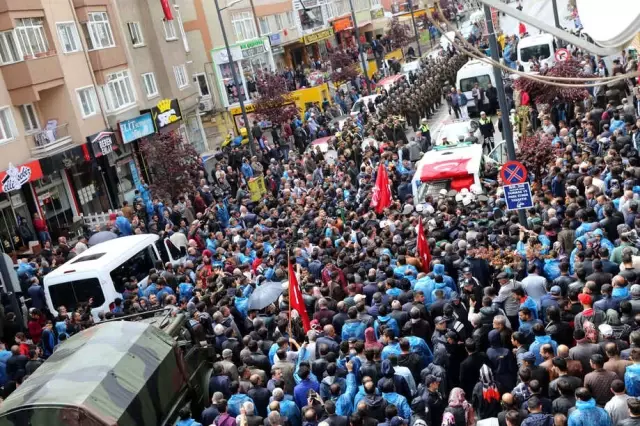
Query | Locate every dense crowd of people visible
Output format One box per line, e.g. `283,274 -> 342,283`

3,18 -> 640,426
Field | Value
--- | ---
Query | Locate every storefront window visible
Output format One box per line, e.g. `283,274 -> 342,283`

220,62 -> 246,104
34,171 -> 73,242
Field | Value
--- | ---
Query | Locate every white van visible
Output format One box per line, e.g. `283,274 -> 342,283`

517,33 -> 557,73
455,59 -> 497,116
44,234 -> 185,319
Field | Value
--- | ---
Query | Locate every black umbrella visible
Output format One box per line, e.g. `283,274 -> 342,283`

248,281 -> 286,310
88,231 -> 118,247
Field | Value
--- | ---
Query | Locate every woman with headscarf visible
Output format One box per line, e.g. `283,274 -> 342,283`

442,387 -> 475,426
471,364 -> 501,420
364,327 -> 383,352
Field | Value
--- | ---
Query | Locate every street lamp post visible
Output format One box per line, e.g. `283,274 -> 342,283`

347,0 -> 372,93
408,0 -> 423,57
483,5 -> 527,227
214,0 -> 255,156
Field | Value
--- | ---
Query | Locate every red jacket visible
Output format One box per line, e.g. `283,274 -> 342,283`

28,320 -> 43,344
33,218 -> 47,232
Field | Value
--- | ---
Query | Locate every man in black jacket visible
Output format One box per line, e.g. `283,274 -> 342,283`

459,338 -> 491,398
424,375 -> 446,426
322,400 -> 348,426
5,345 -> 27,381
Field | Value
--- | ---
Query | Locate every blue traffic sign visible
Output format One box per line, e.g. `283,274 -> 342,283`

504,182 -> 534,211
500,161 -> 528,185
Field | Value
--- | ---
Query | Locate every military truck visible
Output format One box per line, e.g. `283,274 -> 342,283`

0,309 -> 214,426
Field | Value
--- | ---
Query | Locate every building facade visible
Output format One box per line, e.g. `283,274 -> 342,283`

0,0 -> 206,253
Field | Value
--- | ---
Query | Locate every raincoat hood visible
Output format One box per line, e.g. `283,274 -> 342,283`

433,264 -> 445,276
488,329 -> 501,347
381,359 -> 395,378
575,398 -> 597,410
534,335 -> 553,345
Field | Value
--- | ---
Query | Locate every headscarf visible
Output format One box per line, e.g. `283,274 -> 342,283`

364,327 -> 383,351
480,365 -> 500,403
447,387 -> 475,426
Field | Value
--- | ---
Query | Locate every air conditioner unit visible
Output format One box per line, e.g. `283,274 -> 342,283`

199,97 -> 214,112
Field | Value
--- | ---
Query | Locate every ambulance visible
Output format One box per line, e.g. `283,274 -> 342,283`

411,141 -> 510,204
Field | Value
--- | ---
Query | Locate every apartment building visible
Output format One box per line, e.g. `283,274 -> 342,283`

0,0 -> 206,253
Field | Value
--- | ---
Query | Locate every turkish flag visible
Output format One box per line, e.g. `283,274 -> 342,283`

161,0 -> 173,20
289,259 -> 311,332
417,217 -> 431,273
370,162 -> 392,214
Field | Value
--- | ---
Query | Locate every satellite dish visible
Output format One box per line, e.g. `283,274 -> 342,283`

576,0 -> 640,49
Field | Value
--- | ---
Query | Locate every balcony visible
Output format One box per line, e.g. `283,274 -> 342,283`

28,123 -> 74,159
72,0 -> 108,7
1,52 -> 64,105
88,47 -> 127,84
0,0 -> 42,13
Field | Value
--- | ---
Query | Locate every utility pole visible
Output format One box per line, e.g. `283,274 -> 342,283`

551,0 -> 563,47
483,5 -> 527,227
214,0 -> 255,155
408,0 -> 423,57
347,0 -> 371,92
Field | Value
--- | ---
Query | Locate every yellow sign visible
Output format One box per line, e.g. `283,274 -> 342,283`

303,28 -> 334,45
248,176 -> 267,201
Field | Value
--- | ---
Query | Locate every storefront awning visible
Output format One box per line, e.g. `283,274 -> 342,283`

0,160 -> 43,194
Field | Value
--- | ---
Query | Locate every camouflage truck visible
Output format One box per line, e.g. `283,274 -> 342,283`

0,310 -> 214,426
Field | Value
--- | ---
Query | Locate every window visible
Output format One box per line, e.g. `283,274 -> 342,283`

162,19 -> 177,40
174,64 -> 189,89
274,14 -> 283,31
15,18 -> 49,57
82,12 -> 115,50
370,0 -> 381,6
258,17 -> 270,35
19,104 -> 39,132
520,44 -> 552,62
231,12 -> 257,41
286,11 -> 295,28
109,247 -> 156,293
127,22 -> 144,46
141,72 -> 158,98
76,86 -> 99,118
101,70 -> 136,113
298,6 -> 324,31
459,75 -> 492,92
0,31 -> 21,64
193,73 -> 210,97
0,107 -> 17,143
56,22 -> 81,53
48,278 -> 106,313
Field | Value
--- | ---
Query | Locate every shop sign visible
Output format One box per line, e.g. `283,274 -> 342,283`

240,39 -> 266,58
333,17 -> 353,32
371,8 -> 384,19
303,28 -> 334,45
270,33 -> 282,45
88,131 -> 118,158
0,160 -> 43,193
119,113 -> 155,144
150,98 -> 182,130
272,46 -> 284,55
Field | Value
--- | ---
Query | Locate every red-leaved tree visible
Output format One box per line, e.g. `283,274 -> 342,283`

253,71 -> 299,125
513,59 -> 590,105
329,49 -> 360,85
386,17 -> 412,55
139,132 -> 201,201
517,133 -> 559,182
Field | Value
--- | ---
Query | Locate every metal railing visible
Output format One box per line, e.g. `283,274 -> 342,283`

29,122 -> 70,148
